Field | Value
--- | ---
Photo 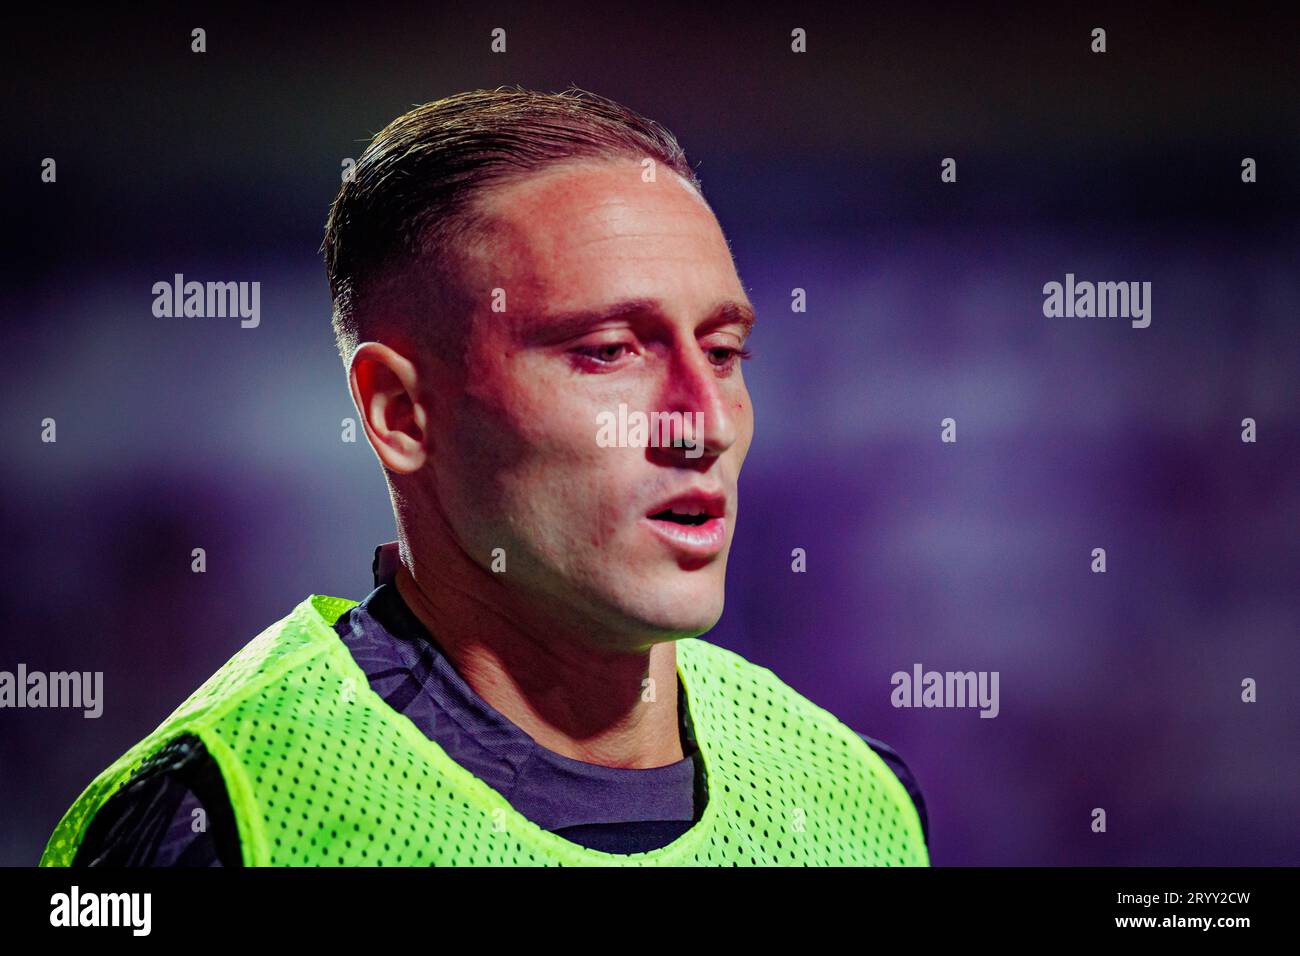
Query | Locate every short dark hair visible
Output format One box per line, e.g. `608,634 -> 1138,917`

322,86 -> 703,365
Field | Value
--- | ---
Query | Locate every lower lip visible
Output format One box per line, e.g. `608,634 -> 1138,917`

641,516 -> 727,559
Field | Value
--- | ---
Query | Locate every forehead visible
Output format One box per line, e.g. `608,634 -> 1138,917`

462,158 -> 745,316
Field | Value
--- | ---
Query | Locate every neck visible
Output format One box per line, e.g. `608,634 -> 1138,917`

392,558 -> 684,769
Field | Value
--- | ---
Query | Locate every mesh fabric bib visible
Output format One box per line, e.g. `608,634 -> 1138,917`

42,594 -> 929,866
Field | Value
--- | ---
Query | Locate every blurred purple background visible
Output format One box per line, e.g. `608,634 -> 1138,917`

3,3 -> 1297,865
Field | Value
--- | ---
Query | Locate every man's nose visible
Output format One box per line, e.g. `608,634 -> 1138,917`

650,343 -> 739,464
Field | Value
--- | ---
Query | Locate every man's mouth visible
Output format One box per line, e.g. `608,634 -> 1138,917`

641,490 -> 728,559
647,507 -> 712,526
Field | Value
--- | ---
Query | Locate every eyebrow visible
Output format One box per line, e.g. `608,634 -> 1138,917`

521,298 -> 756,344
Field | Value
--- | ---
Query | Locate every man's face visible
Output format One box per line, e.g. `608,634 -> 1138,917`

426,157 -> 754,647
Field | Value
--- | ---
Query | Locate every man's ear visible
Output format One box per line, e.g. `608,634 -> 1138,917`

348,341 -> 429,474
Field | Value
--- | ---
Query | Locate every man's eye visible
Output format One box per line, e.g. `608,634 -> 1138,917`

572,342 -> 633,365
706,345 -> 753,369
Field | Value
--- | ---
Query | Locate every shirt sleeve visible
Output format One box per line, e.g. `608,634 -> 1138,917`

856,732 -> 930,848
72,733 -> 243,867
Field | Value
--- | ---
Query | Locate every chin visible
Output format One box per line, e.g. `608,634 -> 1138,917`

616,578 -> 726,639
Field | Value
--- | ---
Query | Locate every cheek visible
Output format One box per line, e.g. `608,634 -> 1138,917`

529,451 -> 633,546
733,391 -> 756,462
453,361 -> 594,482
478,401 -> 634,552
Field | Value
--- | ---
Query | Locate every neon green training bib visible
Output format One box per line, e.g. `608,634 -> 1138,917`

41,594 -> 929,866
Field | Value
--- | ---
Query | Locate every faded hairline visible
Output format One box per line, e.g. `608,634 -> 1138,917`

335,153 -> 694,371
323,87 -> 703,369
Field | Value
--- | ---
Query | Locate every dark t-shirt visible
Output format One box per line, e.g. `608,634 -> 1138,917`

73,550 -> 929,865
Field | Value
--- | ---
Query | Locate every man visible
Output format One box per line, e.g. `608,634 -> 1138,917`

41,87 -> 929,866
